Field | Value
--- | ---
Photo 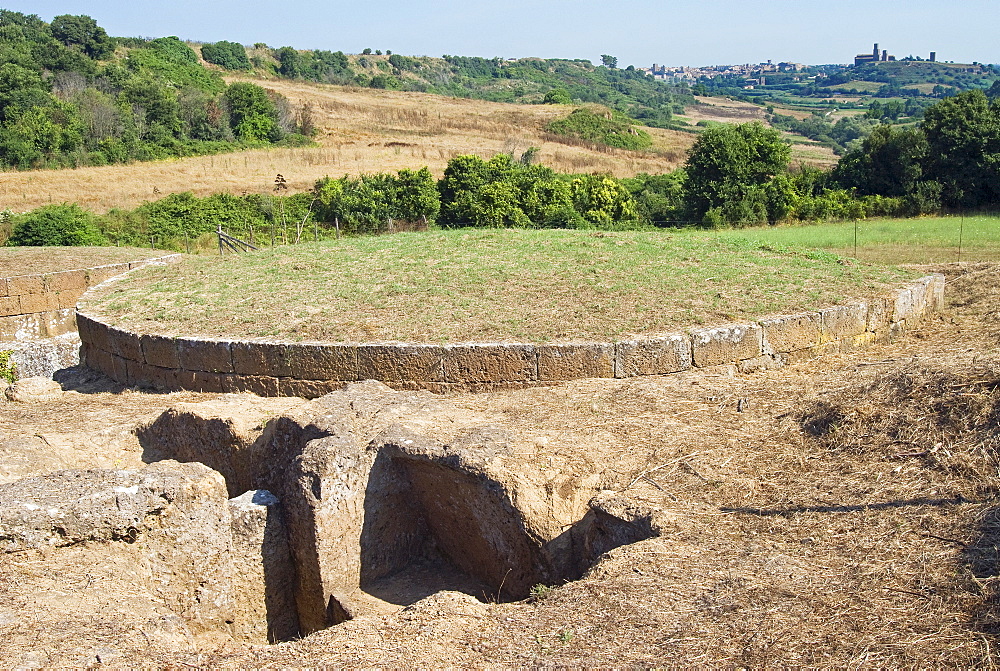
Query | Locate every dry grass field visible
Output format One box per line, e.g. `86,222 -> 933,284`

0,85 -> 850,214
0,78 -> 696,215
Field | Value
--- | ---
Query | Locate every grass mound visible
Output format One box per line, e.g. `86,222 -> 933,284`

85,228 -> 915,343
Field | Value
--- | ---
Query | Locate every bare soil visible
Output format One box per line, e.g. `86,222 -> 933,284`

2,263 -> 998,666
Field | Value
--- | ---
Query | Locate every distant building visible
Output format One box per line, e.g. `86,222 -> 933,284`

855,43 -> 895,66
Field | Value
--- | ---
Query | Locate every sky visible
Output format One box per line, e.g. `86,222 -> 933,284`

6,0 -> 997,67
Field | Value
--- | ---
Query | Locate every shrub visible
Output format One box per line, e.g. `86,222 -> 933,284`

547,108 -> 653,151
8,203 -> 107,246
201,41 -> 251,70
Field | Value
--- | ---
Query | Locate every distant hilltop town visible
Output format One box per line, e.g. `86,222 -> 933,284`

643,60 -> 805,85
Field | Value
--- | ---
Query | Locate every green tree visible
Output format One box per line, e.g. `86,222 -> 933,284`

833,124 -> 927,198
49,14 -> 112,59
201,40 -> 251,70
570,174 -> 638,227
224,82 -> 281,142
920,89 -> 1000,208
438,154 -> 583,228
276,46 -> 302,78
683,121 -> 791,224
542,88 -> 572,104
8,203 -> 106,246
600,54 -> 617,69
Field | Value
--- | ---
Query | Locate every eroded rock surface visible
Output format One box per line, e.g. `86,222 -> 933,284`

0,460 -> 298,656
142,380 -> 651,635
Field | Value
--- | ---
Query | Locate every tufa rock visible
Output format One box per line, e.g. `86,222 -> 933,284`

5,376 -> 63,403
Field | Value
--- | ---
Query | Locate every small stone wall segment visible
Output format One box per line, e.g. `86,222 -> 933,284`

78,274 -> 946,397
0,254 -> 182,342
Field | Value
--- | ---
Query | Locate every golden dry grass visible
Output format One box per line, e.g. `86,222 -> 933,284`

0,78 -> 696,215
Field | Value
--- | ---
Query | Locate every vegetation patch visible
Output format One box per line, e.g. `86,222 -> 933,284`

85,228 -> 914,343
546,108 -> 653,151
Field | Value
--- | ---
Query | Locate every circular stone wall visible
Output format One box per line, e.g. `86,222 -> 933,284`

77,274 -> 945,397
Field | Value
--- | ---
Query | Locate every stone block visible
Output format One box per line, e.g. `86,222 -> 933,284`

615,334 -> 691,378
0,295 -> 18,316
56,291 -> 80,310
691,323 -> 762,368
86,264 -> 128,287
759,313 -> 821,353
18,292 -> 59,314
106,325 -> 144,362
737,354 -> 786,374
928,274 -> 946,311
357,344 -> 445,383
278,378 -> 345,398
7,274 -> 44,295
232,341 -> 293,377
537,343 -> 614,381
83,345 -> 114,377
285,343 -> 358,381
0,315 -> 22,340
177,337 -> 234,373
866,296 -> 891,332
125,357 -> 153,386
48,270 -> 87,293
227,490 -> 299,643
190,370 -> 228,393
0,277 -> 7,297
819,303 -> 868,343
222,374 -> 281,397
44,309 -> 76,337
893,279 -> 930,322
144,364 -> 182,392
141,334 -> 180,369
442,344 -> 537,383
75,312 -> 102,346
109,353 -> 130,383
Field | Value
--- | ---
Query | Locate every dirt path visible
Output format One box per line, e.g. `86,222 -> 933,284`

1,263 -> 998,666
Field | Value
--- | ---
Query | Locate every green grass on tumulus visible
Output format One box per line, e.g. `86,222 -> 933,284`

86,228 -> 917,344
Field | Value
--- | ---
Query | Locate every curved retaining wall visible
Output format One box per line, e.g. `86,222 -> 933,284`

78,274 -> 945,397
0,255 -> 182,342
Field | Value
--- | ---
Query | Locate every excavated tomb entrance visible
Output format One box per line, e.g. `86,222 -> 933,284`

137,388 -> 659,640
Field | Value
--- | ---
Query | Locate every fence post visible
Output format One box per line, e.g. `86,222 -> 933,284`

958,211 -> 964,263
218,225 -> 224,256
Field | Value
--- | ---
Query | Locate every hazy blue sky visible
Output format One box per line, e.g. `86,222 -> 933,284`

6,0 -> 996,67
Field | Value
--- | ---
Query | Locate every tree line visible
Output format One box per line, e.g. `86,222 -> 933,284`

0,11 -> 312,171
